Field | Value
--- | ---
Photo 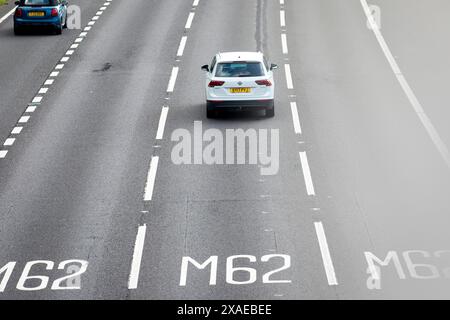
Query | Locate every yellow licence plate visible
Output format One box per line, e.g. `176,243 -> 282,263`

28,12 -> 45,17
230,88 -> 251,93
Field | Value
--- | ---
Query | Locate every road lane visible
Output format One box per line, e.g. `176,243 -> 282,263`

0,0 -> 195,299
286,0 -> 450,298
0,0 -> 450,300
0,0 -> 108,155
131,0 -> 336,300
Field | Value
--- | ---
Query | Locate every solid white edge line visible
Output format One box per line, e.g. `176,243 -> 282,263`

314,222 -> 338,286
0,6 -> 17,25
284,64 -> 294,89
177,36 -> 188,57
167,67 -> 179,93
290,102 -> 302,134
144,156 -> 159,201
128,224 -> 147,290
185,12 -> 195,29
360,0 -> 450,169
156,107 -> 169,140
299,151 -> 315,196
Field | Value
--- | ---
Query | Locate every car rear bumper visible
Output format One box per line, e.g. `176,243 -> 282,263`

207,99 -> 274,110
14,17 -> 61,28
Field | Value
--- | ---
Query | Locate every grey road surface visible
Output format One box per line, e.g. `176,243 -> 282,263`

0,0 -> 449,299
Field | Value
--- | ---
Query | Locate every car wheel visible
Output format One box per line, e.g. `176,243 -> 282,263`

265,107 -> 275,118
207,109 -> 216,119
14,24 -> 22,35
55,23 -> 62,35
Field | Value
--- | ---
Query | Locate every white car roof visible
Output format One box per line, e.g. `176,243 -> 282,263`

216,52 -> 264,62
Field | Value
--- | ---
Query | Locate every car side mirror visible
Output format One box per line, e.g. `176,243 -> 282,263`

201,65 -> 209,72
15,1 -> 20,5
270,63 -> 278,71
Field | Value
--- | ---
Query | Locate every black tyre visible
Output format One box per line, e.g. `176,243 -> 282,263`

55,22 -> 62,35
63,15 -> 68,28
265,107 -> 275,118
14,25 -> 21,35
207,109 -> 215,119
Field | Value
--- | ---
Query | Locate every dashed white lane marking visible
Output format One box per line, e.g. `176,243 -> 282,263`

280,0 -> 284,5
11,127 -> 23,135
32,96 -> 43,104
128,224 -> 147,290
193,0 -> 200,6
38,88 -> 48,94
281,33 -> 288,54
290,102 -> 302,134
185,12 -> 195,29
3,138 -> 15,147
19,116 -> 30,124
177,36 -> 188,57
167,67 -> 179,93
314,222 -> 338,286
0,6 -> 17,24
50,71 -> 59,77
280,10 -> 286,27
55,64 -> 64,70
0,150 -> 8,159
25,106 -> 36,113
44,79 -> 54,85
156,106 -> 169,140
299,152 -> 315,196
284,64 -> 294,89
360,0 -> 450,169
144,156 -> 160,201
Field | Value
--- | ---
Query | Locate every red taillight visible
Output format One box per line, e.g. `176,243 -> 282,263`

15,8 -> 22,17
255,79 -> 272,86
208,80 -> 225,87
51,8 -> 58,17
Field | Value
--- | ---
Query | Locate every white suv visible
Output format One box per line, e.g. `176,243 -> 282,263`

201,52 -> 277,118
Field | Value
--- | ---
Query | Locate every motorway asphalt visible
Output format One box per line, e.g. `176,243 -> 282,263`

0,0 -> 450,299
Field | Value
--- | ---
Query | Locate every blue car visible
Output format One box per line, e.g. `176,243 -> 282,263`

13,0 -> 68,35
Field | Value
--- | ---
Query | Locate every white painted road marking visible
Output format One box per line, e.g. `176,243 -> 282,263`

290,102 -> 302,134
156,107 -> 169,140
281,33 -> 288,54
299,152 -> 315,196
193,0 -> 200,6
360,0 -> 450,169
177,36 -> 188,57
167,67 -> 179,93
185,12 -> 195,29
3,138 -> 15,147
284,64 -> 294,89
280,10 -> 286,27
128,224 -> 147,290
144,156 -> 159,201
0,6 -> 17,25
0,150 -> 8,159
11,127 -> 23,135
314,222 -> 338,286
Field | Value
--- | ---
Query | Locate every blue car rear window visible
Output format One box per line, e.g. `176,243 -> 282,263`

22,0 -> 56,5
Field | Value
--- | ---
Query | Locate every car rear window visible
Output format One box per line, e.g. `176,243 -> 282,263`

22,0 -> 56,6
215,62 -> 264,77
